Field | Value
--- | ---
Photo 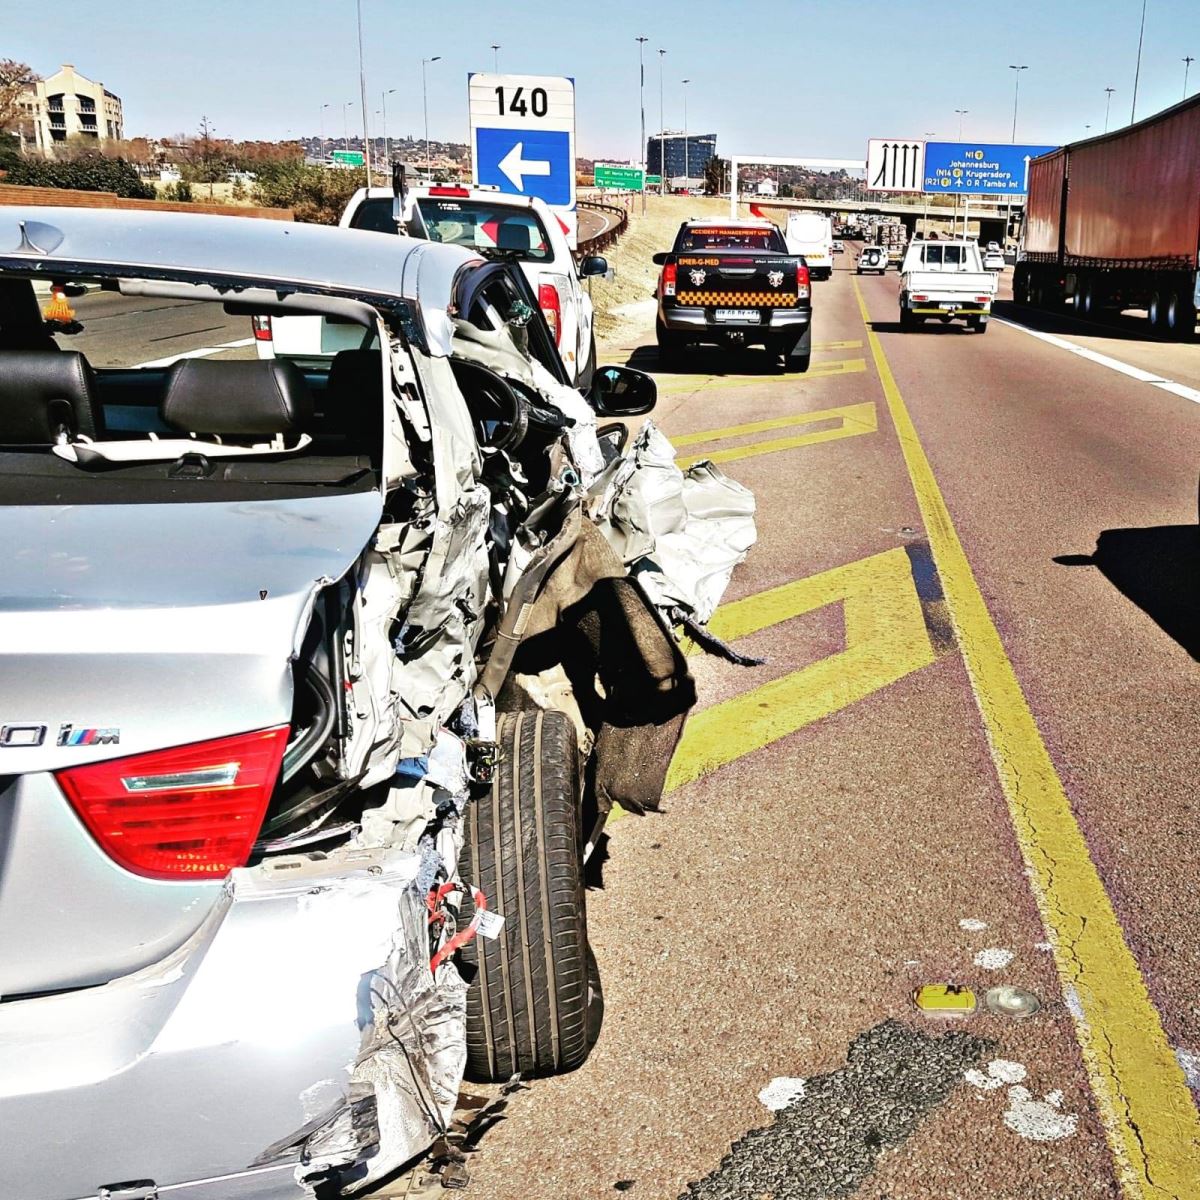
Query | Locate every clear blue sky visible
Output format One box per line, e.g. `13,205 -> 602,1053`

8,0 -> 1200,156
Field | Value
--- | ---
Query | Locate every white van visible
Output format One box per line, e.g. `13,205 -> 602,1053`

784,212 -> 834,280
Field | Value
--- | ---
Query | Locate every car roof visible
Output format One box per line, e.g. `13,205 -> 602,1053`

349,185 -> 542,212
0,205 -> 477,301
683,218 -> 775,229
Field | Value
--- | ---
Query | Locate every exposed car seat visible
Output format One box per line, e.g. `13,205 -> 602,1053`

0,350 -> 105,443
161,359 -> 314,437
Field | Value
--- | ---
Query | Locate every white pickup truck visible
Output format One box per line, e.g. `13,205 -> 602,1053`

256,184 -> 607,386
898,239 -> 998,333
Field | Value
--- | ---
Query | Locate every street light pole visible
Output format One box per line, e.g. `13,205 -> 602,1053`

1131,0 -> 1147,123
320,102 -> 330,155
682,78 -> 691,186
1104,86 -> 1115,132
356,0 -> 372,184
955,108 -> 968,138
658,48 -> 666,191
382,88 -> 396,164
422,56 -> 441,177
636,37 -> 648,215
342,101 -> 352,150
1009,65 -> 1028,142
1185,56 -> 1196,99
491,44 -> 501,72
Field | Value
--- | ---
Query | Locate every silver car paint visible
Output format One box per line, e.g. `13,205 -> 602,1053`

0,847 -> 463,1200
0,492 -> 382,997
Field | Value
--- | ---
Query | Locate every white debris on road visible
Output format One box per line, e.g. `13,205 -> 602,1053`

973,947 -> 1015,971
1002,1085 -> 1079,1141
757,1077 -> 807,1112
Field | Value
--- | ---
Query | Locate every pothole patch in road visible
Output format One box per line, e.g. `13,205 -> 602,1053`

678,1019 -> 993,1200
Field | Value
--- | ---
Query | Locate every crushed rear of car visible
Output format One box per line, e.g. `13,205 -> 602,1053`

0,207 -> 757,1199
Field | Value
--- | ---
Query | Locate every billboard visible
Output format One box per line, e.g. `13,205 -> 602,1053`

922,142 -> 1060,195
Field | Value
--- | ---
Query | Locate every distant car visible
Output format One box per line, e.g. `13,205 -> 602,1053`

986,240 -> 1001,252
983,250 -> 1006,271
832,239 -> 845,254
856,245 -> 887,274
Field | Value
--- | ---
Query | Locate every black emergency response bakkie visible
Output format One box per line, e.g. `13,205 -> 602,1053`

652,219 -> 813,371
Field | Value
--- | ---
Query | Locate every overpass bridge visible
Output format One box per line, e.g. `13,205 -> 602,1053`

728,154 -> 1020,244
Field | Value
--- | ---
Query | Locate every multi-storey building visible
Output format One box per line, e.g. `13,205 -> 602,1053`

21,64 -> 124,154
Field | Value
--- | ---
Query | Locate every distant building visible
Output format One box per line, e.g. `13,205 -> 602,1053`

647,131 -> 717,181
21,64 -> 124,154
756,178 -> 779,196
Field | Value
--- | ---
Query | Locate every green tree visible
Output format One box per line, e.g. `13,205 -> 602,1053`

703,155 -> 728,196
252,161 -> 362,223
6,153 -> 155,198
0,59 -> 38,138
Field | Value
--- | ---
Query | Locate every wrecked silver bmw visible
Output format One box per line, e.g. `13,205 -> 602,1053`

0,207 -> 756,1199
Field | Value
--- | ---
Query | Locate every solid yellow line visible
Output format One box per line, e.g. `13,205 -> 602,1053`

853,278 -> 1200,1198
666,548 -> 935,791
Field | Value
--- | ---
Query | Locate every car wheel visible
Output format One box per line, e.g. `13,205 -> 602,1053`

968,315 -> 989,334
1149,290 -> 1165,331
461,709 -> 597,1082
655,318 -> 685,367
1165,290 -> 1197,341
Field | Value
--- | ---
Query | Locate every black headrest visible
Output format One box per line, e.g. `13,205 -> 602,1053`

496,221 -> 532,251
325,350 -> 382,444
162,359 -> 313,437
0,350 -> 103,443
0,279 -> 59,352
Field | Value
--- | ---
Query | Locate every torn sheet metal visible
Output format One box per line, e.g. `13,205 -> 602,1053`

592,421 -> 757,625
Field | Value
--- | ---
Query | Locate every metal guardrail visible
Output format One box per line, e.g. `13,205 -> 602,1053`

575,199 -> 628,259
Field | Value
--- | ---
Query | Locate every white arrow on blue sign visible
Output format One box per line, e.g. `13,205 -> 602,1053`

469,72 -> 577,246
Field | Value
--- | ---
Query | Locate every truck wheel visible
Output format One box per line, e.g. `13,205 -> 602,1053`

1166,290 -> 1197,341
656,319 -> 685,367
968,315 -> 989,334
900,307 -> 914,331
461,709 -> 598,1082
1149,291 -> 1165,331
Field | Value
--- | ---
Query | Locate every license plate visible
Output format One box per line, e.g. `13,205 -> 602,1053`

715,308 -> 760,323
939,303 -> 958,311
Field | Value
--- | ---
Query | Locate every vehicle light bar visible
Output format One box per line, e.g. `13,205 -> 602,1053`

56,727 -> 289,880
429,186 -> 470,196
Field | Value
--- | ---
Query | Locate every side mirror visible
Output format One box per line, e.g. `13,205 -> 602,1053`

651,251 -> 670,266
588,365 -> 656,417
579,255 -> 609,278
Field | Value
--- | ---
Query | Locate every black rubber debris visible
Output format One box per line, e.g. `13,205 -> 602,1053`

678,1019 -> 993,1199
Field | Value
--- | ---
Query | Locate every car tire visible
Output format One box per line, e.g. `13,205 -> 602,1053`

968,315 -> 989,334
461,709 -> 597,1082
1165,289 -> 1197,341
656,319 -> 685,367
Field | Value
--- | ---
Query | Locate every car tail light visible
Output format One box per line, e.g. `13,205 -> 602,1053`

975,295 -> 992,303
912,294 -> 929,302
252,315 -> 273,342
429,186 -> 470,196
538,281 -> 562,346
662,263 -> 677,298
56,727 -> 289,880
796,263 -> 811,300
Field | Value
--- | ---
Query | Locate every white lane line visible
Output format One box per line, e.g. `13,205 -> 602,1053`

133,337 -> 256,370
993,314 -> 1200,405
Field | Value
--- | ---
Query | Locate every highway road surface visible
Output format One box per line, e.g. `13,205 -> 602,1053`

446,257 -> 1200,1199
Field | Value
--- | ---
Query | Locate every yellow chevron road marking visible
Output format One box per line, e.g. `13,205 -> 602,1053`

673,401 -> 877,468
